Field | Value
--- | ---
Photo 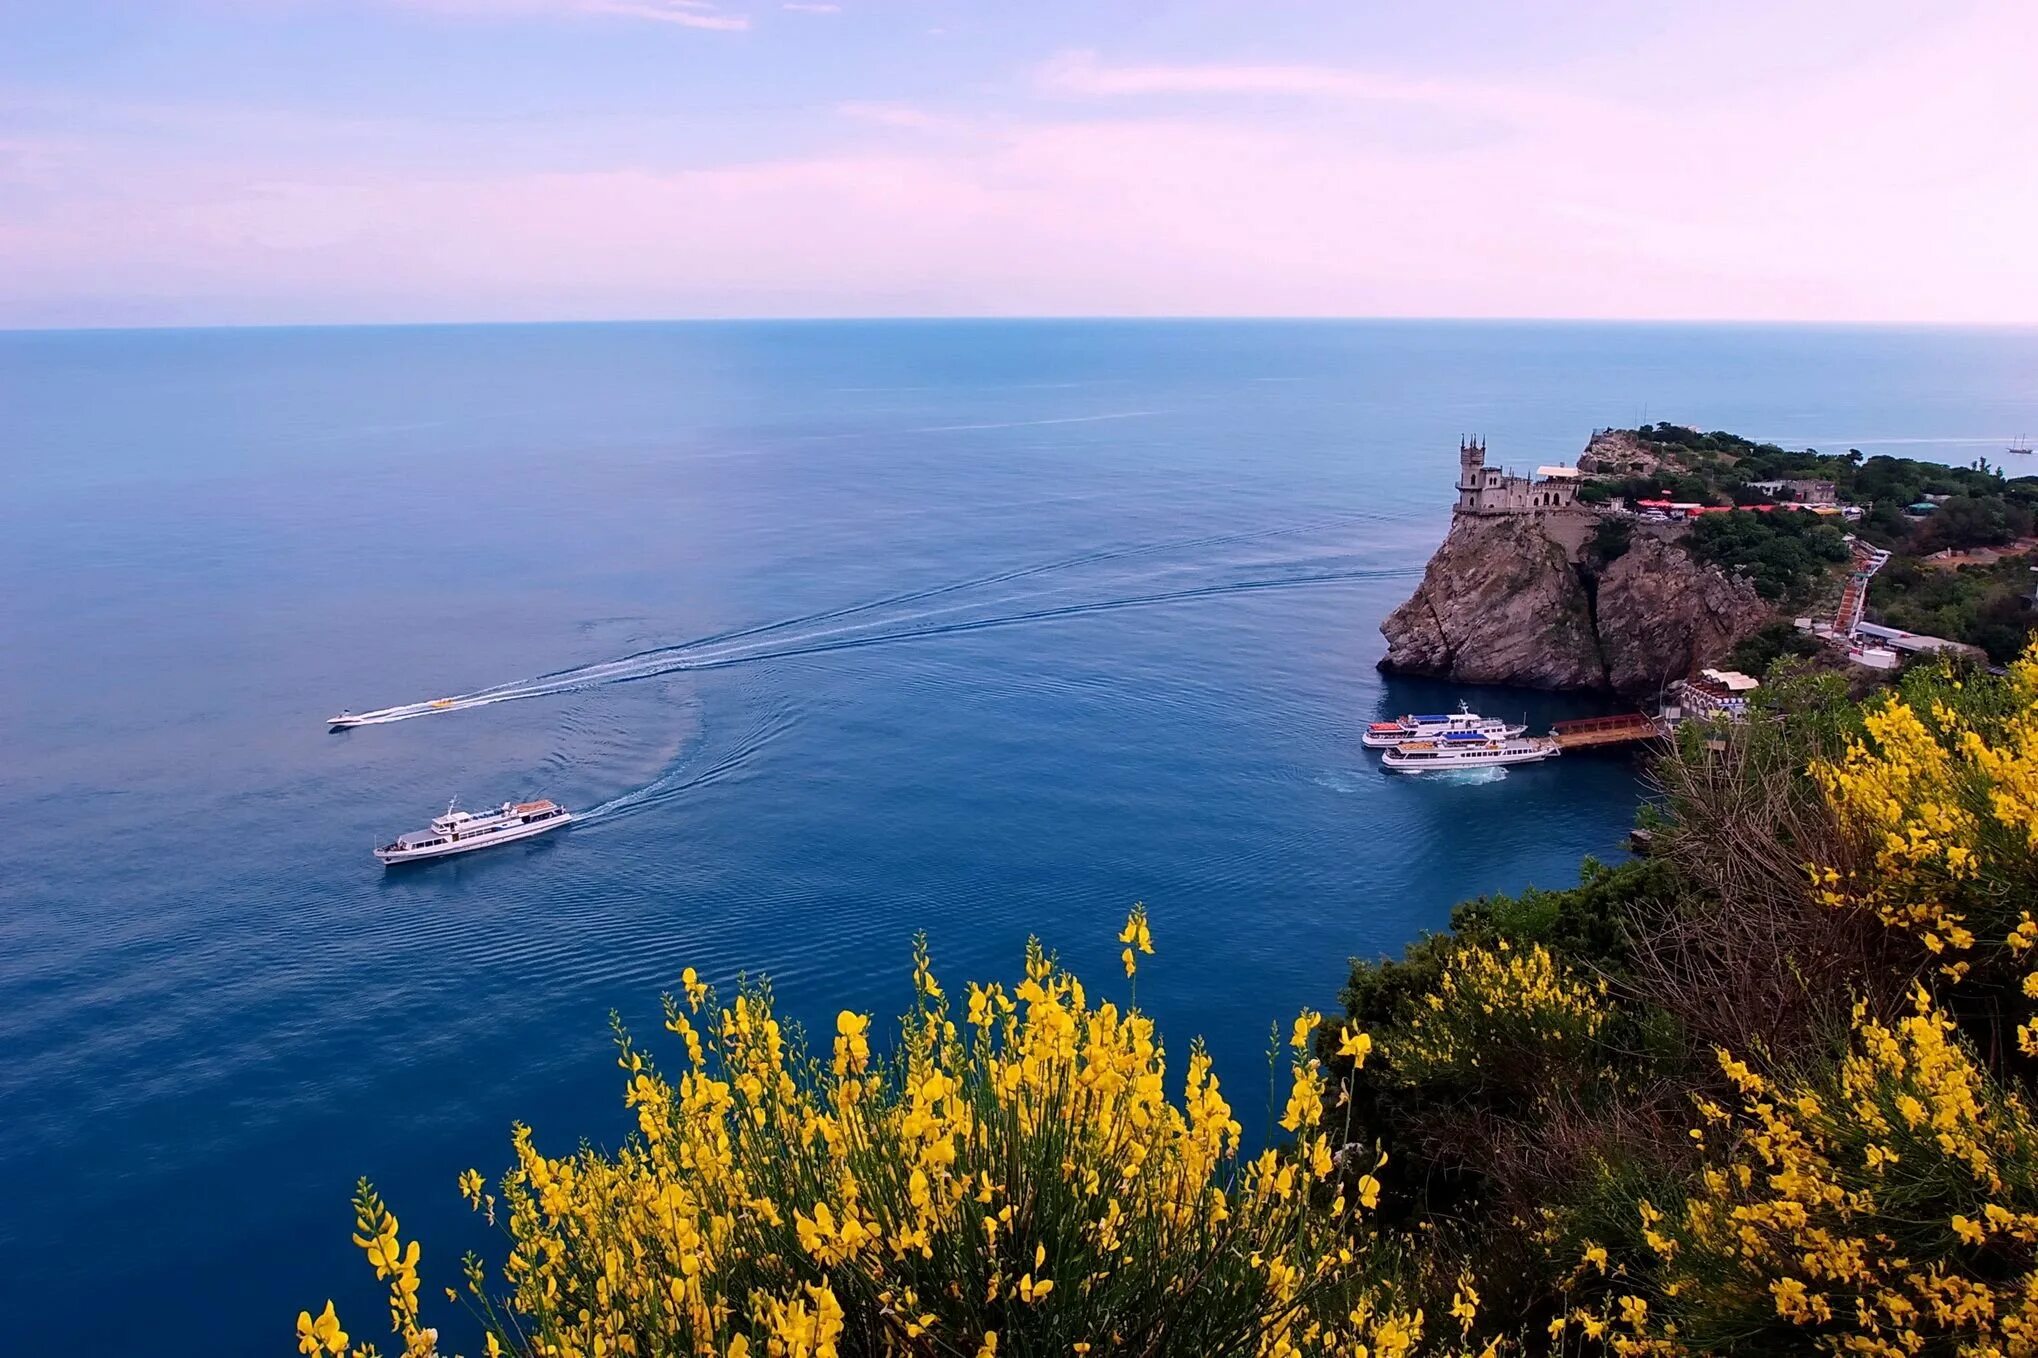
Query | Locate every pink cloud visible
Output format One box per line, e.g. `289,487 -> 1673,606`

1037,49 -> 1476,105
835,102 -> 954,130
5,2 -> 2037,326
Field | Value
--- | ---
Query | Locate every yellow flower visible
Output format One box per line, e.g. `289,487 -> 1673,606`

1118,904 -> 1153,953
316,910 -> 1565,1358
1450,1276 -> 1479,1334
295,1300 -> 348,1356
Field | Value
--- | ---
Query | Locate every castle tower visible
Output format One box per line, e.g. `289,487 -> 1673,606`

1457,437 -> 1488,513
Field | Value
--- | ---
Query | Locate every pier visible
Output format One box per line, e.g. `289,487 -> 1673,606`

1550,713 -> 1662,750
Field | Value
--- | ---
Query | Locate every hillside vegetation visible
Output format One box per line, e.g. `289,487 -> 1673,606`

1590,425 -> 2038,658
1323,650 -> 2038,1355
304,646 -> 2038,1357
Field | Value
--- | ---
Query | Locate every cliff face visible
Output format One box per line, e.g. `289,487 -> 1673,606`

1376,514 -> 1606,690
1592,531 -> 1773,697
1379,512 -> 1771,698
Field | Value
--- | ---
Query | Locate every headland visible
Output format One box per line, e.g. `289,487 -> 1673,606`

1380,425 -> 2034,698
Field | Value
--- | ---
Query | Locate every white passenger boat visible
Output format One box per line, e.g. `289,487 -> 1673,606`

1381,734 -> 1560,773
375,797 -> 573,865
1363,702 -> 1528,749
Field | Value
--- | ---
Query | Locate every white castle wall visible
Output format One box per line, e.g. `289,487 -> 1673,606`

1455,440 -> 1576,515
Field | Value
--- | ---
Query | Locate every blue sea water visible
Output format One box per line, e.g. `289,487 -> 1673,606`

2,319 -> 2035,1354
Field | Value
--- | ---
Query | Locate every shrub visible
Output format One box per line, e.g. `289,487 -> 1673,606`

1587,518 -> 1632,569
1612,991 -> 2038,1356
301,918 -> 1473,1358
1388,940 -> 1609,1093
1327,648 -> 2038,1352
1809,651 -> 2038,993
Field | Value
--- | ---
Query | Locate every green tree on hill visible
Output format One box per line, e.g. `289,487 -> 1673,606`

1685,509 -> 1850,601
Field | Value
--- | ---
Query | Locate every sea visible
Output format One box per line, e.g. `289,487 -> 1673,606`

3,319 -> 2034,1354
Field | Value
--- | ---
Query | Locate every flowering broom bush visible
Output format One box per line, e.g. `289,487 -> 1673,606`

301,911 -> 1487,1358
1810,645 -> 2038,995
1563,643 -> 2038,1356
1325,643 -> 2038,1353
1578,989 -> 2038,1357
1388,939 -> 1610,1093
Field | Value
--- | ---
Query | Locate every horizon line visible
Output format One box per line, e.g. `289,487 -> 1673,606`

6,313 -> 2038,338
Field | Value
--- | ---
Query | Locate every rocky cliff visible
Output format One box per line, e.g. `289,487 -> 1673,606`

1378,511 -> 1772,699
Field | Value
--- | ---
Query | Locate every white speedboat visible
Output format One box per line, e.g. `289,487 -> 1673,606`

1363,702 -> 1528,749
375,797 -> 572,865
1382,734 -> 1560,773
330,698 -> 456,730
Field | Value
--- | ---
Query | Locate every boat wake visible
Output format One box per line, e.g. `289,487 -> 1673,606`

1429,767 -> 1509,786
330,515 -> 1411,728
581,701 -> 797,823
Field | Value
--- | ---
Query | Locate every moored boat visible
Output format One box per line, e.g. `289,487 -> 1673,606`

1381,735 -> 1560,773
375,797 -> 573,865
1362,701 -> 1528,749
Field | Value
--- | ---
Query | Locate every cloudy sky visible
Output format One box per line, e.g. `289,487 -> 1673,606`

2,0 -> 2033,327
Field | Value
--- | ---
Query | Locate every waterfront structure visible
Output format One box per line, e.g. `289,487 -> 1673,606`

1668,668 -> 1761,719
1455,438 -> 1578,515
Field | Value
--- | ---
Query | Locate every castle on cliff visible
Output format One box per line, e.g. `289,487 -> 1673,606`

1455,438 -> 1579,515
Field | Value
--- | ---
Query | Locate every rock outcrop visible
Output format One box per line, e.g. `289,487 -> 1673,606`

1379,511 -> 1771,699
1592,531 -> 1772,697
1377,513 -> 1606,690
1576,428 -> 1668,478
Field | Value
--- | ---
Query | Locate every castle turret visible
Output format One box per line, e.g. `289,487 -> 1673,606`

1457,437 -> 1487,513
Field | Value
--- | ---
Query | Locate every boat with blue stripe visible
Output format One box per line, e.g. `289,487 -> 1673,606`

1362,701 -> 1528,749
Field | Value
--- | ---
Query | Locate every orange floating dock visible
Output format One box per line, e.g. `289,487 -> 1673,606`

1550,713 -> 1663,749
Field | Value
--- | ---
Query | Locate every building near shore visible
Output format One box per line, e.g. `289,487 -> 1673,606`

1668,668 -> 1761,719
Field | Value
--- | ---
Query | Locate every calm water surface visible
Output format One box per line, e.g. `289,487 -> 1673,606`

3,320 -> 2034,1353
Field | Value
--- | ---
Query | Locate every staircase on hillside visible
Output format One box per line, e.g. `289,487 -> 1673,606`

1835,537 -> 1893,636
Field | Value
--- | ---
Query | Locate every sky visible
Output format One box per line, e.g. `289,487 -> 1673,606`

1,0 -> 2034,328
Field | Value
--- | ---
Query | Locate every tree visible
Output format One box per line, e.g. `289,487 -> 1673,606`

1924,494 -> 2015,551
